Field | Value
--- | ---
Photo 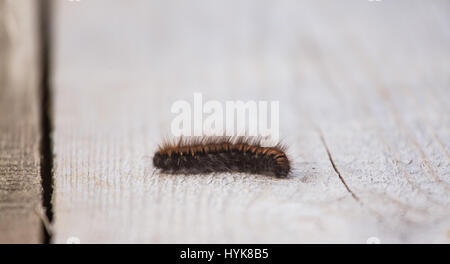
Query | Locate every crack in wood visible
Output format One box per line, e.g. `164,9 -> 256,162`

38,0 -> 54,244
318,132 -> 360,202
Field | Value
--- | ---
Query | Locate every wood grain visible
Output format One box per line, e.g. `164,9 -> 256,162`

52,0 -> 450,243
0,0 -> 43,243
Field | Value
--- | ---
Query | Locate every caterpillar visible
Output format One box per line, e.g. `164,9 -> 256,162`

153,137 -> 291,178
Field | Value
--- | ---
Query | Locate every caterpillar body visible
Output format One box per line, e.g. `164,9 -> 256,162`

153,137 -> 291,178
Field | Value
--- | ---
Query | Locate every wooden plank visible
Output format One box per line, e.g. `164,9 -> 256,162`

52,0 -> 450,243
0,0 -> 43,243
289,1 -> 450,243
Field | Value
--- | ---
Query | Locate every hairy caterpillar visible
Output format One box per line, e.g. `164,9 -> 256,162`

153,137 -> 291,177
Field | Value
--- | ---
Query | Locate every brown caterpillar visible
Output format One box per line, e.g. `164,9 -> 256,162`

153,137 -> 291,178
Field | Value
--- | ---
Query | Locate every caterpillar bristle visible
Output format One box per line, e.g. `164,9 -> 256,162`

153,136 -> 291,178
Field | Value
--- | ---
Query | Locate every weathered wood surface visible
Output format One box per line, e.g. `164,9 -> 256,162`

52,0 -> 450,243
0,0 -> 43,243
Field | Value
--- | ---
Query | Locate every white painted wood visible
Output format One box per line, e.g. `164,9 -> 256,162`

52,0 -> 450,243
